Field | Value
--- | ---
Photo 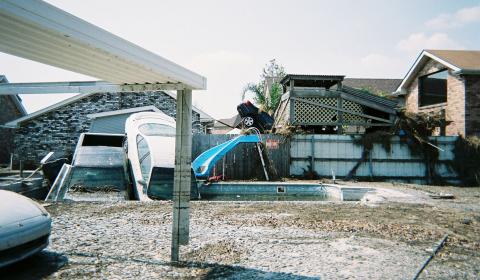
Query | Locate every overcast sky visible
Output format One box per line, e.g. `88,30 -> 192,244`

1,0 -> 479,119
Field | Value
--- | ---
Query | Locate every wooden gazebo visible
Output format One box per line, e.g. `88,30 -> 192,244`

273,74 -> 398,134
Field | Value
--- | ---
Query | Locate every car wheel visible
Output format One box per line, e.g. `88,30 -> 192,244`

243,116 -> 254,127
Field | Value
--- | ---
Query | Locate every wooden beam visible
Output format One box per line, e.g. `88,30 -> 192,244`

340,93 -> 396,114
291,97 -> 392,124
171,89 -> 192,262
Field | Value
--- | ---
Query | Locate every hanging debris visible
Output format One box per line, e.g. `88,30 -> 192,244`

347,111 -> 451,184
451,136 -> 480,186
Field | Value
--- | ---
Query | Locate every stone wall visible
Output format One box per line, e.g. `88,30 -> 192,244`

0,96 -> 24,165
465,75 -> 480,136
13,91 -> 202,167
405,59 -> 466,136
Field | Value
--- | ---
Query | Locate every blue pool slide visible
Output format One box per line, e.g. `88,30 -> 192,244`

192,135 -> 260,178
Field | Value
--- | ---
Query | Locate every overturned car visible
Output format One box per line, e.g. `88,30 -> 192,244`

236,101 -> 274,133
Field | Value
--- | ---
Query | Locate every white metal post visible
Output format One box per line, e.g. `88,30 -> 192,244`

171,89 -> 192,262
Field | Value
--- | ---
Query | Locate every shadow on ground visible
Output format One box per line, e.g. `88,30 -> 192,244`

176,261 -> 320,280
0,250 -> 68,280
2,250 -> 319,279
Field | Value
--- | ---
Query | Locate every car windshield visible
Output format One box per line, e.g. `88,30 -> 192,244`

139,123 -> 176,136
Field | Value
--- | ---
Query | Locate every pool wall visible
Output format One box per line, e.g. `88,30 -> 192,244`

197,181 -> 373,201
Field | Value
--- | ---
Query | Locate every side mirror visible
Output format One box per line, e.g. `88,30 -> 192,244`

137,179 -> 147,186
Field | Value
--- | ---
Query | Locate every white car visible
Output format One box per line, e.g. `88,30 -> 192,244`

0,190 -> 51,268
125,112 -> 198,201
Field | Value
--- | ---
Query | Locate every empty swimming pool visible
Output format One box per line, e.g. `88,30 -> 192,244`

197,182 -> 372,201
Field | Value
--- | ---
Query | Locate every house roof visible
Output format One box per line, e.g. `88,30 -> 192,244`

426,49 -> 480,71
343,78 -> 402,95
5,90 -> 213,127
341,85 -> 398,111
215,114 -> 242,128
165,91 -> 214,122
395,49 -> 480,95
0,75 -> 27,117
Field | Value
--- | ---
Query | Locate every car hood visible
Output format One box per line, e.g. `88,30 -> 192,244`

0,190 -> 47,226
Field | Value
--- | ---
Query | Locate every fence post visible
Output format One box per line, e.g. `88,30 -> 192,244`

19,160 -> 24,178
9,153 -> 13,170
310,135 -> 315,173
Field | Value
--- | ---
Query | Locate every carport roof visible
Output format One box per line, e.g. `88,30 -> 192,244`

0,0 -> 206,90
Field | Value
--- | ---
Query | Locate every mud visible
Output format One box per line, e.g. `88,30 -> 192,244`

2,183 -> 479,279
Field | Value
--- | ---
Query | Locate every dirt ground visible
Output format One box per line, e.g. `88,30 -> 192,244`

2,182 -> 479,279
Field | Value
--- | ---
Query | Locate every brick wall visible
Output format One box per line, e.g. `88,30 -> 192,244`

465,75 -> 480,136
446,73 -> 466,135
405,59 -> 466,136
0,96 -> 24,164
13,91 -> 202,167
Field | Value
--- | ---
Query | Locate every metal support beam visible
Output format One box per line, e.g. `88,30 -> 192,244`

0,81 -> 186,95
171,89 -> 192,262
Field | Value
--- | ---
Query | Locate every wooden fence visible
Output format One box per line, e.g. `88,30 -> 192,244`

290,135 -> 459,184
192,134 -> 460,184
192,134 -> 290,180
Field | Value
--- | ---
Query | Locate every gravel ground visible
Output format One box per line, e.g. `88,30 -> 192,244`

2,183 -> 479,279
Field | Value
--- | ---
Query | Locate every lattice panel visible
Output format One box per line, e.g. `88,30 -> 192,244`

293,97 -> 337,124
343,100 -> 365,122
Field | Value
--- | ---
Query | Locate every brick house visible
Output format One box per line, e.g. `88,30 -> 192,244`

6,90 -> 213,167
0,75 -> 27,165
394,50 -> 480,136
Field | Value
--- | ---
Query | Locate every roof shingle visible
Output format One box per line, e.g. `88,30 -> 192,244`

426,49 -> 480,70
343,78 -> 402,95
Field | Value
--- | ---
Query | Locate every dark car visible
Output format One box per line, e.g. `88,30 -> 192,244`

236,101 -> 274,132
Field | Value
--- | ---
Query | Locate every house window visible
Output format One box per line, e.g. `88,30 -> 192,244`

419,70 -> 448,107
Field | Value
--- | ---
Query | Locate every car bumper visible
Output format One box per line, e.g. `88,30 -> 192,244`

0,215 -> 51,268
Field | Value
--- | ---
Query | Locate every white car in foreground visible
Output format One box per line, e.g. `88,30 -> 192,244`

0,190 -> 51,268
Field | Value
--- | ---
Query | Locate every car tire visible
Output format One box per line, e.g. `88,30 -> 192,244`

243,116 -> 255,127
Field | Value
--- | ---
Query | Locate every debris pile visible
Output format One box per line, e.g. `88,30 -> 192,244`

451,136 -> 480,186
347,111 -> 450,183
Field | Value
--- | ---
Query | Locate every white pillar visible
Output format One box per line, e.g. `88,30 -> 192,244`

171,89 -> 192,262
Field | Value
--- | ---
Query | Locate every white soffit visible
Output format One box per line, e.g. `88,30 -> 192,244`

0,0 -> 206,90
394,50 -> 461,94
86,106 -> 161,119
